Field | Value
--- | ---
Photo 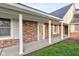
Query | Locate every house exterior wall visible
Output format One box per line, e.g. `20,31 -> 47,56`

52,25 -> 61,36
0,39 -> 18,48
70,24 -> 79,37
70,32 -> 79,37
63,4 -> 75,24
0,19 -> 19,48
23,20 -> 37,43
12,19 -> 19,39
45,24 -> 61,38
38,23 -> 43,40
0,20 -> 38,48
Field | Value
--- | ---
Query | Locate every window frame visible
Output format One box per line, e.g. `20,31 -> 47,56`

0,18 -> 11,37
75,24 -> 79,32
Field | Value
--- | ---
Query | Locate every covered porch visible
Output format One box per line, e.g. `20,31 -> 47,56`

0,4 -> 68,56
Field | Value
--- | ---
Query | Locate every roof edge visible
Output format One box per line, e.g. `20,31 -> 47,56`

16,3 -> 62,21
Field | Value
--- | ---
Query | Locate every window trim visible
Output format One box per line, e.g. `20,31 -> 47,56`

75,24 -> 79,32
71,24 -> 79,32
0,18 -> 12,39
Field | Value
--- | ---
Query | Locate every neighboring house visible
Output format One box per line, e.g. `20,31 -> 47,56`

0,3 -> 78,54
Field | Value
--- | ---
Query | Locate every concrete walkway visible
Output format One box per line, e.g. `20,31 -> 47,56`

0,36 -> 68,56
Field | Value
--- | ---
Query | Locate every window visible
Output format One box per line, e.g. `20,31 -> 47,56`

75,24 -> 79,32
0,18 -> 10,36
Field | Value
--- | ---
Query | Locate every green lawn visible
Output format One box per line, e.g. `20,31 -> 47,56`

26,38 -> 79,56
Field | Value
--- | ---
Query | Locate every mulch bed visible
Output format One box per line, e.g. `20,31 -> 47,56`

61,37 -> 79,44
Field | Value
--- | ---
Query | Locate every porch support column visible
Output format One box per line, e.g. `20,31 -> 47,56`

19,14 -> 23,55
43,24 -> 45,40
68,24 -> 70,37
37,23 -> 40,40
48,20 -> 52,44
61,22 -> 64,40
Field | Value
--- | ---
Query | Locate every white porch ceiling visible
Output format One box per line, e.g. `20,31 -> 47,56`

0,4 -> 60,24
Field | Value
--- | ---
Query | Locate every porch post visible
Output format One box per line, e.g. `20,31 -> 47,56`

48,20 -> 52,44
43,24 -> 45,40
19,14 -> 23,55
61,22 -> 64,40
68,24 -> 70,37
37,23 -> 40,40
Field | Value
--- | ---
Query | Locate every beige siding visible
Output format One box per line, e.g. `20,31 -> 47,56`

70,24 -> 79,37
70,24 -> 75,32
12,19 -> 19,39
63,4 -> 75,24
39,23 -> 43,40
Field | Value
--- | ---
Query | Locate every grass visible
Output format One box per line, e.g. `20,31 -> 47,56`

26,38 -> 79,56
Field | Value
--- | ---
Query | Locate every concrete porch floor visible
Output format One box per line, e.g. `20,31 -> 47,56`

0,36 -> 68,56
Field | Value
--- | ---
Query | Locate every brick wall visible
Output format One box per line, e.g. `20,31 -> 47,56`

0,39 -> 18,48
0,20 -> 38,48
70,32 -> 79,37
23,21 -> 37,43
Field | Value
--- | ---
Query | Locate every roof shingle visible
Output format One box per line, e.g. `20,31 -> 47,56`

49,4 -> 73,19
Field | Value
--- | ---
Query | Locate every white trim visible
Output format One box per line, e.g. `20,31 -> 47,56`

0,37 -> 19,40
48,20 -> 52,44
4,3 -> 62,21
11,18 -> 14,38
0,18 -> 13,40
74,25 -> 79,32
0,18 -> 12,40
0,3 -> 61,21
43,24 -> 45,40
0,27 -> 10,28
19,14 -> 23,55
0,37 -> 13,40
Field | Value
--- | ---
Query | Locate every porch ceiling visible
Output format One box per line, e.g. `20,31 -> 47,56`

0,4 -> 60,24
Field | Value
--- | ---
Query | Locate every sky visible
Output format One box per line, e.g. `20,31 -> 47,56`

23,3 -> 79,13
